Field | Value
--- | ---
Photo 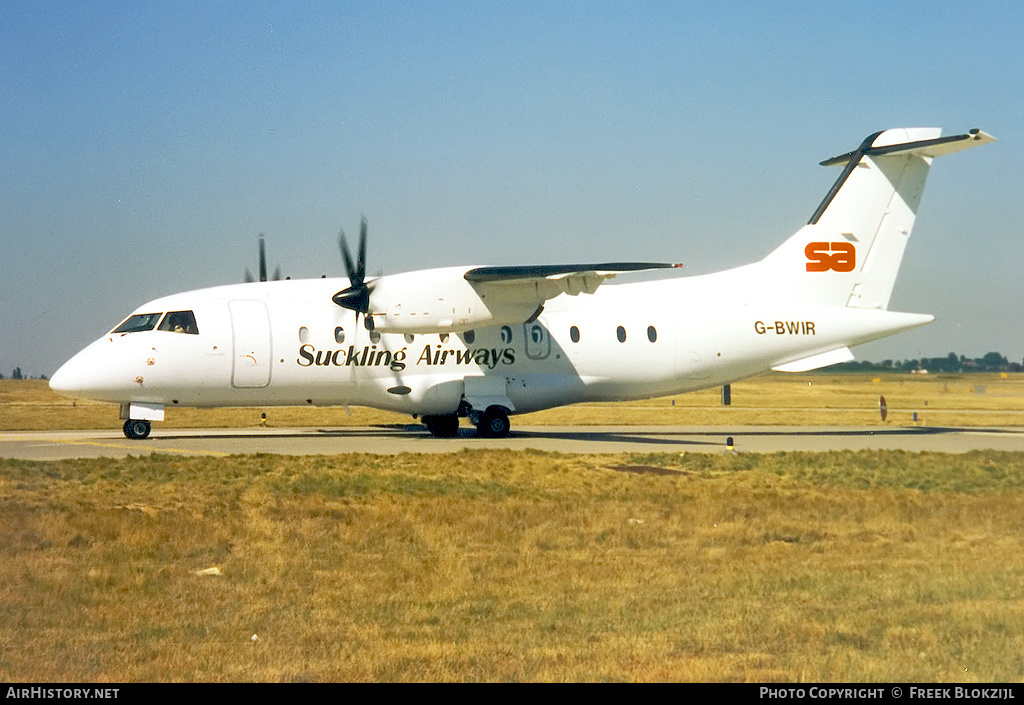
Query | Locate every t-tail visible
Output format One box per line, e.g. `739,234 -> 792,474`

759,127 -> 995,309
744,127 -> 995,373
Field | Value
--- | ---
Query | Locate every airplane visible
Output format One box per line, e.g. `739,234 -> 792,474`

49,127 -> 995,440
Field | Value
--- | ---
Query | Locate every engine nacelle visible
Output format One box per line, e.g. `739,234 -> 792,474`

363,266 -> 543,334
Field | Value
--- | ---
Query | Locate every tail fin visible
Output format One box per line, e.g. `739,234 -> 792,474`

759,128 -> 995,309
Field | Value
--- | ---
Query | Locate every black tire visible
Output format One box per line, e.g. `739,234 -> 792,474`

477,406 -> 511,438
423,414 -> 459,438
123,419 -> 151,440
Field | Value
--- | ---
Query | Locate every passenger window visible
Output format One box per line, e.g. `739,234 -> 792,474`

111,313 -> 163,334
335,327 -> 345,344
158,310 -> 199,335
616,326 -> 626,343
464,330 -> 475,344
647,326 -> 657,343
569,325 -> 580,343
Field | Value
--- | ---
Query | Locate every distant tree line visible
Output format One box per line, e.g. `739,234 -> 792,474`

824,352 -> 1021,373
0,368 -> 49,380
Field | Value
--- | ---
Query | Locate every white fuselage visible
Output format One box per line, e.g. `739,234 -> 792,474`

48,265 -> 931,418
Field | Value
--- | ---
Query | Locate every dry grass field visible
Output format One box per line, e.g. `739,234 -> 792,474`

3,376 -> 1024,682
1,450 -> 1024,682
5,372 -> 1024,431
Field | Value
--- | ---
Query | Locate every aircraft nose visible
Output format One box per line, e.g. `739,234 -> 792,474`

49,340 -> 125,402
48,361 -> 74,395
49,351 -> 91,398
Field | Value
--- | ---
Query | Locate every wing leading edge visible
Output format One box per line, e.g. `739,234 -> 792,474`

465,262 -> 681,298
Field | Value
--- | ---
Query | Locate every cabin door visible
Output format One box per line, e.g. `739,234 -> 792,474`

229,300 -> 272,388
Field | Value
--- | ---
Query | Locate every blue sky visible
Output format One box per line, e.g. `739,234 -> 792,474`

2,1 -> 1022,376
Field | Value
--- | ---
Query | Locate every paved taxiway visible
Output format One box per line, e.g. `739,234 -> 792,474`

3,425 -> 1024,460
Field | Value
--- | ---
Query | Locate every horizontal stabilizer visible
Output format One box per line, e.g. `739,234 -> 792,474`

772,347 -> 855,373
820,129 -> 996,167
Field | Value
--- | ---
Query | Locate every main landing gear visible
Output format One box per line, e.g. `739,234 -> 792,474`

476,406 -> 511,438
421,405 -> 512,439
123,419 -> 152,439
422,414 -> 460,438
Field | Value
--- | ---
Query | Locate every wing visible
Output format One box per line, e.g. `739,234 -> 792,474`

354,262 -> 683,334
464,262 -> 681,299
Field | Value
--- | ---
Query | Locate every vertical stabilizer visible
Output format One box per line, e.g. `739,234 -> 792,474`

758,128 -> 994,309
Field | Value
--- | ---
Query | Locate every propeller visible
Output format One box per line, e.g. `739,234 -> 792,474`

244,233 -> 282,283
332,217 -> 376,329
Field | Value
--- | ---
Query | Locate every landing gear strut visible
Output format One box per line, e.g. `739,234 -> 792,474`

123,419 -> 152,440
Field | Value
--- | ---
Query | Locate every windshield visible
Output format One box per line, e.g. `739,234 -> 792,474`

157,310 -> 199,335
111,312 -> 163,334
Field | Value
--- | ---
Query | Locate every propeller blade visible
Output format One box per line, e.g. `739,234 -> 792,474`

338,228 -> 359,285
257,233 -> 267,282
333,218 -> 377,323
244,233 -> 283,283
357,216 -> 368,283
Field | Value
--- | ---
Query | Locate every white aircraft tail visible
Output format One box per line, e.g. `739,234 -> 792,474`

758,128 -> 994,309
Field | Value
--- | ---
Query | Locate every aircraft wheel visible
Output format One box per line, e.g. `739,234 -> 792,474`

477,406 -> 511,438
423,414 -> 459,438
123,419 -> 151,440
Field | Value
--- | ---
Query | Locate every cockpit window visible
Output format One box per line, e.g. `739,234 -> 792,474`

111,313 -> 163,334
158,310 -> 199,335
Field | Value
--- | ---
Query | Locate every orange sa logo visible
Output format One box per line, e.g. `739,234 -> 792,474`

805,241 -> 856,272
